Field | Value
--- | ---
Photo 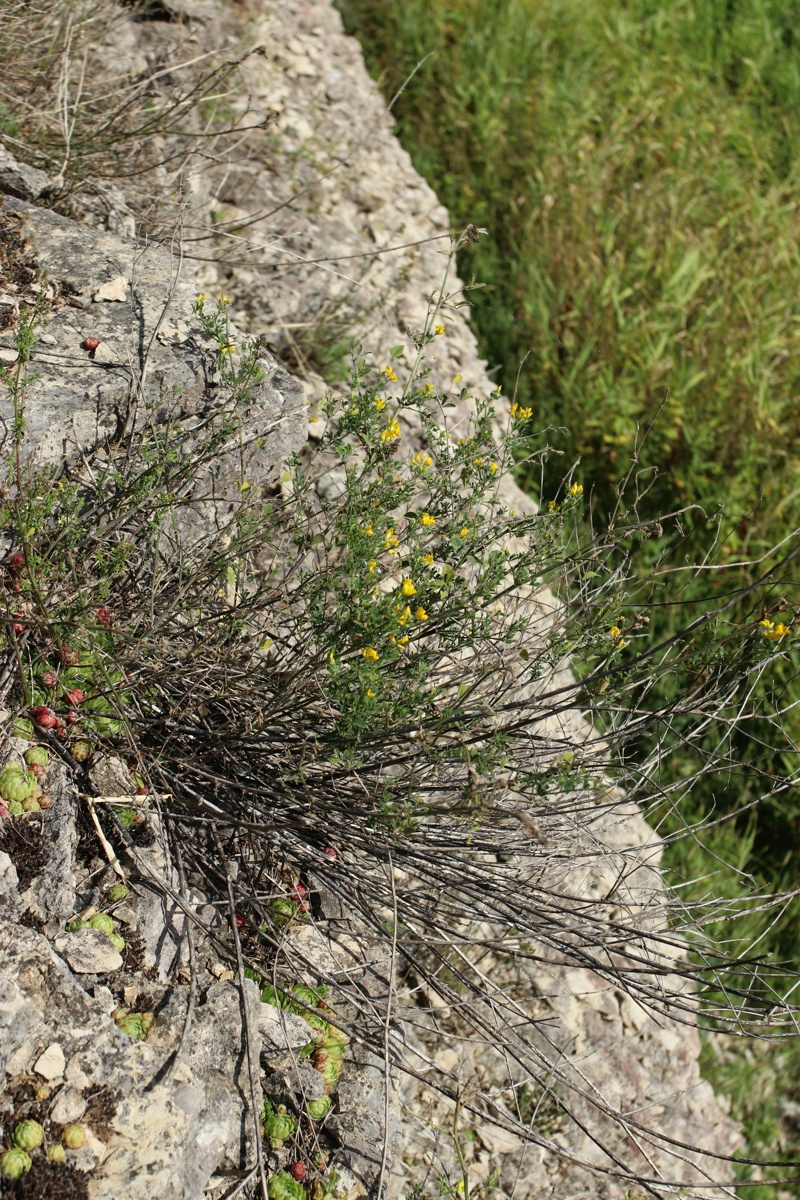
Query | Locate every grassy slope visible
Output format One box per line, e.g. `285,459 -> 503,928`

335,0 -> 800,1187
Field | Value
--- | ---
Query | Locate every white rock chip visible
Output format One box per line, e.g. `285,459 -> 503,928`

34,1041 -> 65,1081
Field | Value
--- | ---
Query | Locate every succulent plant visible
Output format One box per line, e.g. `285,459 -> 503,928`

108,933 -> 126,953
24,746 -> 48,768
61,1124 -> 86,1150
12,1120 -> 43,1151
0,765 -> 37,804
96,606 -> 114,627
1,1147 -> 32,1178
21,796 -> 41,813
65,688 -> 85,706
268,1171 -> 306,1200
30,705 -> 58,729
115,1014 -> 148,1039
66,917 -> 88,932
116,807 -> 137,830
6,801 -> 23,816
306,1096 -> 331,1121
41,669 -> 57,690
107,884 -> 129,903
70,740 -> 93,763
37,793 -> 54,810
290,1162 -> 306,1182
12,718 -> 34,740
48,1144 -> 66,1163
88,912 -> 115,936
261,1100 -> 296,1150
270,896 -> 297,925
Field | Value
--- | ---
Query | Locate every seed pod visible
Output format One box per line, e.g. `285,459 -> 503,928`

1,1147 -> 32,1178
107,884 -> 129,903
48,1144 -> 66,1163
24,746 -> 48,768
62,1124 -> 87,1149
12,1120 -> 44,1151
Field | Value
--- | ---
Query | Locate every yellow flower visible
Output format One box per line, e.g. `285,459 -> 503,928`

420,512 -> 436,527
384,527 -> 400,550
398,605 -> 412,626
219,344 -> 235,356
413,451 -> 434,468
362,647 -> 380,661
384,365 -> 398,382
548,500 -> 558,512
570,482 -> 584,496
380,417 -> 401,442
415,607 -> 428,621
419,383 -> 435,399
453,374 -> 463,384
375,397 -> 386,411
196,293 -> 207,303
402,578 -> 417,597
366,687 -> 376,697
763,621 -> 791,640
490,462 -> 498,473
423,553 -> 434,565
473,457 -> 484,467
459,527 -> 470,538
435,324 -> 445,336
220,293 -> 232,305
617,639 -> 629,650
368,560 -> 377,573
309,415 -> 318,423
510,402 -> 532,420
398,635 -> 410,646
364,524 -> 373,536
328,649 -> 335,663
609,626 -> 621,639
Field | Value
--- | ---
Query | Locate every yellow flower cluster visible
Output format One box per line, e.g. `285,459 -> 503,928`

384,365 -> 398,382
420,512 -> 436,527
362,647 -> 380,661
375,397 -> 386,411
423,553 -> 434,565
220,294 -> 232,305
761,619 -> 791,640
380,418 -> 401,442
384,527 -> 400,552
402,578 -> 417,596
570,482 -> 583,496
435,324 -> 445,336
510,402 -> 533,420
413,451 -> 434,468
219,344 -> 235,356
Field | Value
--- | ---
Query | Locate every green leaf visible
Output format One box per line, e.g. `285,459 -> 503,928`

390,345 -> 405,358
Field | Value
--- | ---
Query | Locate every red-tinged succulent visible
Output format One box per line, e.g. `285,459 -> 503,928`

54,719 -> 68,739
96,605 -> 114,627
322,846 -> 337,860
65,688 -> 85,706
66,709 -> 81,724
28,763 -> 46,780
12,618 -> 26,634
58,644 -> 80,666
42,669 -> 57,689
7,554 -> 24,575
83,336 -> 101,351
70,740 -> 92,762
37,793 -> 53,809
235,914 -> 246,929
290,1163 -> 306,1182
30,706 -> 58,728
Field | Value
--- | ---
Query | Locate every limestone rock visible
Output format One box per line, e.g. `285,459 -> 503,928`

53,929 -> 124,975
0,143 -> 49,201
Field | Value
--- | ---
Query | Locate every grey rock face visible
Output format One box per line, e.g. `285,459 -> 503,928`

0,192 -> 307,552
0,142 -> 49,201
53,929 -> 124,975
26,762 -> 79,929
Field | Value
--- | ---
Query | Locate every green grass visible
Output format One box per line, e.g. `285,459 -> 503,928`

335,0 -> 800,1188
